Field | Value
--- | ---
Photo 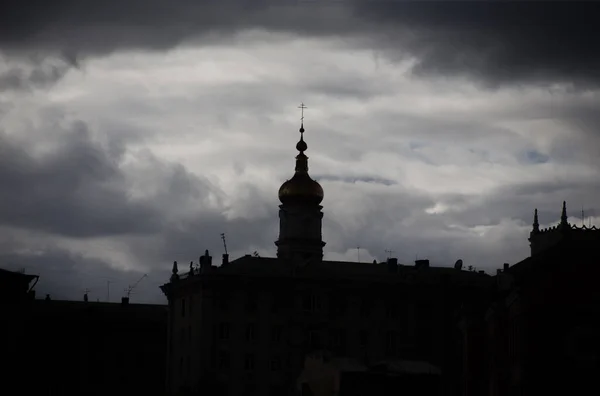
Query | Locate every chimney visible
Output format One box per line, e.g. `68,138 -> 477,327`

415,259 -> 430,269
496,269 -> 501,275
200,250 -> 213,273
387,258 -> 398,273
222,253 -> 229,266
84,293 -> 89,302
503,263 -> 509,271
121,297 -> 129,305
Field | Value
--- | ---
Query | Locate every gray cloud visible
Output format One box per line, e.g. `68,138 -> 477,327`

1,11 -> 600,302
1,1 -> 599,88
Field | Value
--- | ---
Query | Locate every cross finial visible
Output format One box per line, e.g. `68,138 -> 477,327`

298,102 -> 307,122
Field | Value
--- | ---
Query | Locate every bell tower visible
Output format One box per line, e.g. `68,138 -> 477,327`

275,104 -> 325,262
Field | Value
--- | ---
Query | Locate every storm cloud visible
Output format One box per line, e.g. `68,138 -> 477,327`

1,1 -> 599,88
1,2 -> 599,302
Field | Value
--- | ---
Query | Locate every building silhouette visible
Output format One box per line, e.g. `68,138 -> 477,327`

2,269 -> 168,396
161,121 -> 493,396
461,203 -> 600,395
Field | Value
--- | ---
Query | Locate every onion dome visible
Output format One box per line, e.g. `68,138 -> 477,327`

278,123 -> 324,205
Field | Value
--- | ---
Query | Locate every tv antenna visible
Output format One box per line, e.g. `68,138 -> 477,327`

106,280 -> 112,302
124,274 -> 148,299
221,233 -> 228,255
384,249 -> 395,259
357,246 -> 361,263
83,288 -> 90,302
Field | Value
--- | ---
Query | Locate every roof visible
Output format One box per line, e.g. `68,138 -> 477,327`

507,235 -> 600,281
0,267 -> 38,282
30,299 -> 168,322
196,255 -> 492,285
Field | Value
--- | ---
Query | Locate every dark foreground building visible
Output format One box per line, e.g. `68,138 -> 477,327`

161,122 -> 493,396
461,204 -> 600,396
2,269 -> 168,396
297,351 -> 442,396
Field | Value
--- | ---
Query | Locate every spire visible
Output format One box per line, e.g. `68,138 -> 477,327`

170,261 -> 179,282
533,208 -> 539,232
295,102 -> 309,173
560,200 -> 568,226
295,124 -> 309,173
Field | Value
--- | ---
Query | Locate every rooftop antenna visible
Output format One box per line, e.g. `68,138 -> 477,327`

83,288 -> 90,302
357,246 -> 361,263
582,206 -> 585,227
106,280 -> 112,302
384,249 -> 395,259
221,233 -> 228,255
124,274 -> 148,300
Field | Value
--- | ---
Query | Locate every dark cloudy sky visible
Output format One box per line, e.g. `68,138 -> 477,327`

1,1 -> 599,303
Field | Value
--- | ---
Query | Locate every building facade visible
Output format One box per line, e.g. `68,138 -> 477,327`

2,269 -> 168,396
161,121 -> 493,396
461,205 -> 600,396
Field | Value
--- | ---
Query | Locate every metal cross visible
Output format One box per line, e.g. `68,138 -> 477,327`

298,102 -> 307,122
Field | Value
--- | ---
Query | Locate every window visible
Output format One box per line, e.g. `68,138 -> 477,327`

359,330 -> 369,347
246,323 -> 256,342
218,322 -> 230,340
303,294 -> 321,313
244,353 -> 255,371
270,356 -> 282,371
218,350 -> 230,369
181,298 -> 186,318
271,325 -> 283,343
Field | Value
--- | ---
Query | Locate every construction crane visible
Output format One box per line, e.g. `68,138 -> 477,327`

124,274 -> 148,299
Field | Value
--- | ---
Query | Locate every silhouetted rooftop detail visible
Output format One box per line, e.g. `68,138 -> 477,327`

278,105 -> 324,206
170,254 -> 491,286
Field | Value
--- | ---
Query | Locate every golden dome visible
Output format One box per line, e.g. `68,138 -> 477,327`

278,123 -> 324,205
279,171 -> 324,205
